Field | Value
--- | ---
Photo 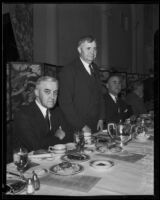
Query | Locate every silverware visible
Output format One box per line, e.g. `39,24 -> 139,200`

7,171 -> 21,178
7,171 -> 27,181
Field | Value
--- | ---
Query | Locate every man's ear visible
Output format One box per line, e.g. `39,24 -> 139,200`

77,46 -> 81,54
106,83 -> 109,89
34,88 -> 38,97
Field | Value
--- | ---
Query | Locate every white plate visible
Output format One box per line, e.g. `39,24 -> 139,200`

49,162 -> 84,176
61,153 -> 90,163
90,160 -> 114,171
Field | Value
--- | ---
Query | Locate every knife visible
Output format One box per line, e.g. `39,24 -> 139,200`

7,171 -> 21,178
7,171 -> 27,181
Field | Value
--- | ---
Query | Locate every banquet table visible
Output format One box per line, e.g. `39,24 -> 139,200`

6,133 -> 154,196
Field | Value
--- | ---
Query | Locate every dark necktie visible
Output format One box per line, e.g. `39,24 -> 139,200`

45,109 -> 51,130
115,97 -> 120,113
89,64 -> 94,76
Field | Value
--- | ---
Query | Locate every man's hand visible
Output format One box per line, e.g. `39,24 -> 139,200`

97,119 -> 103,131
82,125 -> 91,133
55,126 -> 65,140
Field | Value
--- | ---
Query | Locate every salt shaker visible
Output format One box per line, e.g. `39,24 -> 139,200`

26,178 -> 35,195
32,171 -> 40,190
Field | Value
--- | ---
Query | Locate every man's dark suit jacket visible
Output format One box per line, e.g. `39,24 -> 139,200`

104,92 -> 133,124
58,58 -> 105,134
13,101 -> 69,152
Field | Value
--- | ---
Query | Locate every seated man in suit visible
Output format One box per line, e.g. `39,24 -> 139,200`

104,74 -> 133,125
125,80 -> 147,115
13,76 -> 67,152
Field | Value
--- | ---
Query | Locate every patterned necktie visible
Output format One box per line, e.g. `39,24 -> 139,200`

89,64 -> 94,76
45,109 -> 51,130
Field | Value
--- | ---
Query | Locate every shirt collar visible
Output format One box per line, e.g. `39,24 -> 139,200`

35,100 -> 48,118
80,57 -> 91,75
109,93 -> 117,103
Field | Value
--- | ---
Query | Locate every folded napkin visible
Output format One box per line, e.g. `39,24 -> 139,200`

40,174 -> 101,192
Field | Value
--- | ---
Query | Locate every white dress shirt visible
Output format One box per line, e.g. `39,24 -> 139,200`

109,93 -> 117,103
35,100 -> 50,119
80,57 -> 92,75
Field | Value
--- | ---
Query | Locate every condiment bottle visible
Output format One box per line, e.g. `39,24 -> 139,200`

26,178 -> 35,195
32,171 -> 40,190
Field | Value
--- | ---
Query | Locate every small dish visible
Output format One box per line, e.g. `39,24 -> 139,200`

90,160 -> 114,171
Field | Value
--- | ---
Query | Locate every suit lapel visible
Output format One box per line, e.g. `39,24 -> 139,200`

31,101 -> 50,134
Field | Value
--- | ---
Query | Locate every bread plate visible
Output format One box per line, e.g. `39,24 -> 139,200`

90,160 -> 114,171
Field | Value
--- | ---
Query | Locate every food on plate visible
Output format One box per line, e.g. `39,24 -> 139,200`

50,162 -> 83,175
110,146 -> 122,153
33,149 -> 48,154
61,153 -> 90,162
34,168 -> 48,177
96,146 -> 108,153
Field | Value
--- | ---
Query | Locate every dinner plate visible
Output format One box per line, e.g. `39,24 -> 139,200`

6,179 -> 26,194
49,162 -> 84,176
96,146 -> 122,154
28,152 -> 54,161
61,153 -> 90,163
90,160 -> 114,171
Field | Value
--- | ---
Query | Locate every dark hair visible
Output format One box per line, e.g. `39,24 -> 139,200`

131,80 -> 143,91
106,73 -> 122,83
78,35 -> 96,47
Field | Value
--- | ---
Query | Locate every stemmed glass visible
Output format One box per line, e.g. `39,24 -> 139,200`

13,147 -> 28,179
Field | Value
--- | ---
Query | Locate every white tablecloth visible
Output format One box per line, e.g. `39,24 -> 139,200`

6,138 -> 154,196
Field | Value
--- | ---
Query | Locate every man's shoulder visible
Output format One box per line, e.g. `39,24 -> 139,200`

60,58 -> 80,76
15,101 -> 37,115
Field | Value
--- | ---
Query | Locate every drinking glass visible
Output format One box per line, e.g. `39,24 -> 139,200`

74,131 -> 85,153
13,147 -> 28,178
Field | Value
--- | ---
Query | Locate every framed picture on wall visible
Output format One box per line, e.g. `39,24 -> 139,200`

7,62 -> 44,121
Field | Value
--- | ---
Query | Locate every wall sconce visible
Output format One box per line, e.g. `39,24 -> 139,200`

121,13 -> 128,31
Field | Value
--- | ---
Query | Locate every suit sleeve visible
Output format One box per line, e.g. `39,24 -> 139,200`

58,68 -> 85,130
94,67 -> 106,120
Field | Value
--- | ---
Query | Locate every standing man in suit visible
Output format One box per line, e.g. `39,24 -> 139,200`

13,76 -> 66,152
58,35 -> 105,137
104,74 -> 133,124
